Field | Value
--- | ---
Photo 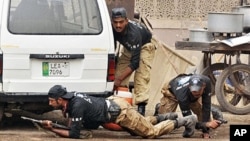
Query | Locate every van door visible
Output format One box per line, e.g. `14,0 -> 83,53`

0,0 -> 115,95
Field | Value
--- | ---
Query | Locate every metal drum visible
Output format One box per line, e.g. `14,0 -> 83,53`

189,28 -> 213,42
208,12 -> 244,33
232,6 -> 250,32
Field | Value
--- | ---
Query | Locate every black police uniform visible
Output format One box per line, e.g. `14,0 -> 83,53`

113,20 -> 152,70
169,74 -> 212,133
66,94 -> 109,138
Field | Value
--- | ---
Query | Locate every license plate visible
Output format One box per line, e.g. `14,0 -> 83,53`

42,62 -> 70,77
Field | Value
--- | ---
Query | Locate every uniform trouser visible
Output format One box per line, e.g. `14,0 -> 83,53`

159,82 -> 203,121
108,96 -> 175,139
115,41 -> 156,105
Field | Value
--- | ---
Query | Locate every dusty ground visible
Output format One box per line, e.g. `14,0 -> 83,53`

0,110 -> 249,141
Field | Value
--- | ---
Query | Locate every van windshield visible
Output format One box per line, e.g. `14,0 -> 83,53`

8,0 -> 103,34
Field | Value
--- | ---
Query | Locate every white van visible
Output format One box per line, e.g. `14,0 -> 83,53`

0,0 -> 115,120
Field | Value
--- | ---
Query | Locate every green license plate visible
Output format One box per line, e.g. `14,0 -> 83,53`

42,62 -> 70,77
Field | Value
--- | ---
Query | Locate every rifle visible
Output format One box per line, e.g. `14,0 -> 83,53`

21,116 -> 69,130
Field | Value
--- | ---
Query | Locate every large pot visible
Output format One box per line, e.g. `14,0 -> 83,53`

189,28 -> 213,42
232,6 -> 250,32
208,12 -> 244,33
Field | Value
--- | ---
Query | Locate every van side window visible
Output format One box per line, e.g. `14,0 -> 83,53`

8,0 -> 102,34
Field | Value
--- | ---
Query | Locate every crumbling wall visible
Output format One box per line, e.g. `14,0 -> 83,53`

135,0 -> 246,20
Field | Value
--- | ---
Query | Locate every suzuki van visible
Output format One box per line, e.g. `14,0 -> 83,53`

0,0 -> 115,121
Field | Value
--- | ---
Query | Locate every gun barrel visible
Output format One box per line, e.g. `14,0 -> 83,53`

21,116 -> 42,123
21,116 -> 69,130
219,119 -> 228,124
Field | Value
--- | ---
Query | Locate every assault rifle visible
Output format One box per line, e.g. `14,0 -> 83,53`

21,116 -> 93,139
21,116 -> 69,130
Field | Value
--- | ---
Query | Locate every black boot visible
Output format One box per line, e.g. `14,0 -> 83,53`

156,112 -> 178,123
153,103 -> 160,116
211,106 -> 228,124
137,103 -> 146,116
175,115 -> 197,138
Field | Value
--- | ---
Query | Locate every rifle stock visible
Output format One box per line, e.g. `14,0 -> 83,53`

21,116 -> 69,130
